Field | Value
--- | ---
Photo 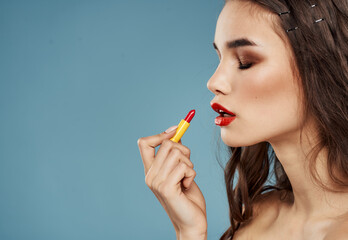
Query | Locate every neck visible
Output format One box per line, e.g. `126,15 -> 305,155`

269,120 -> 348,220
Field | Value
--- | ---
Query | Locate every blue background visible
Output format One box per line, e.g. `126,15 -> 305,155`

0,0 -> 232,239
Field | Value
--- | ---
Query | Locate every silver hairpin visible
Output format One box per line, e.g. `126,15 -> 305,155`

278,11 -> 290,16
278,2 -> 325,33
286,26 -> 299,32
314,18 -> 325,23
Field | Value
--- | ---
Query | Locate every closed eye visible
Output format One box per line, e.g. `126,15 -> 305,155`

239,61 -> 252,70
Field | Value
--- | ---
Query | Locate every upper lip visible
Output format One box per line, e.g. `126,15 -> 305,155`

210,102 -> 236,116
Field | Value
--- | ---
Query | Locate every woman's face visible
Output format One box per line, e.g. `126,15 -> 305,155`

207,0 -> 304,147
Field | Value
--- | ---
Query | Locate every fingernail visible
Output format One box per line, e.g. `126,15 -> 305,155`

164,125 -> 178,133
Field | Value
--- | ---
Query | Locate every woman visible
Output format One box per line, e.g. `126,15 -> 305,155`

137,0 -> 348,239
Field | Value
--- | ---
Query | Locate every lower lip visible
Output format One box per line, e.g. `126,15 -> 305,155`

215,116 -> 236,126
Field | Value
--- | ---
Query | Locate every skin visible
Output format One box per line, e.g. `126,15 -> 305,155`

138,127 -> 207,240
207,1 -> 348,239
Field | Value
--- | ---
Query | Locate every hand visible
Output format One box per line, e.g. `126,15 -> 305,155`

137,126 -> 207,238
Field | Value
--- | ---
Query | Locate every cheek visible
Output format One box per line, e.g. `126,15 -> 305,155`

234,65 -> 301,125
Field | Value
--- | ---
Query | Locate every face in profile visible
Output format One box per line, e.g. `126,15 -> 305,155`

207,0 -> 306,147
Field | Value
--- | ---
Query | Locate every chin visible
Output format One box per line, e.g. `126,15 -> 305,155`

221,134 -> 250,147
221,129 -> 266,147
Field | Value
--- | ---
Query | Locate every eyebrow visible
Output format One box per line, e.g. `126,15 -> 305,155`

213,38 -> 257,51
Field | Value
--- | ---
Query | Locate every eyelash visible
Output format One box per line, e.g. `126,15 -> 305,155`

238,61 -> 252,70
216,55 -> 253,70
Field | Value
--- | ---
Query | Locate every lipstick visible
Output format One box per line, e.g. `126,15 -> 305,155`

211,103 -> 236,126
215,116 -> 236,126
170,109 -> 195,143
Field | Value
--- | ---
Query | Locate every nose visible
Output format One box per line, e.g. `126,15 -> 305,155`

206,63 -> 231,95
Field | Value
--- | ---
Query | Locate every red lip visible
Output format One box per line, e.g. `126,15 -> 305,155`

210,102 -> 236,116
210,102 -> 236,126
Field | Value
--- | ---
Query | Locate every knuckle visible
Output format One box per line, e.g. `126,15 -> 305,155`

179,162 -> 187,170
192,169 -> 197,176
152,179 -> 160,192
180,147 -> 193,167
145,174 -> 152,188
190,160 -> 194,168
162,139 -> 172,147
137,137 -> 145,147
157,182 -> 165,193
170,148 -> 193,168
181,156 -> 193,168
183,146 -> 191,156
171,148 -> 181,156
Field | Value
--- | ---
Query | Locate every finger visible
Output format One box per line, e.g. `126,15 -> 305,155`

149,139 -> 192,179
155,148 -> 194,183
166,162 -> 196,192
137,126 -> 178,174
155,139 -> 191,167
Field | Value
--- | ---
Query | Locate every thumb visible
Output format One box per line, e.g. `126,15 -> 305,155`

162,125 -> 178,135
138,125 -> 178,174
161,125 -> 178,141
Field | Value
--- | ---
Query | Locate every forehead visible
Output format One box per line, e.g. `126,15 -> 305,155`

215,1 -> 284,50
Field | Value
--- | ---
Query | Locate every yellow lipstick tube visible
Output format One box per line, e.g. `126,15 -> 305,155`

170,119 -> 190,143
170,109 -> 195,143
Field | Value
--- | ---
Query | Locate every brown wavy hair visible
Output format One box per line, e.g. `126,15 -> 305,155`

218,0 -> 348,239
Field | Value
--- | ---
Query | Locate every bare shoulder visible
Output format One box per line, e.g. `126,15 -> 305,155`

324,216 -> 348,240
233,190 -> 290,239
